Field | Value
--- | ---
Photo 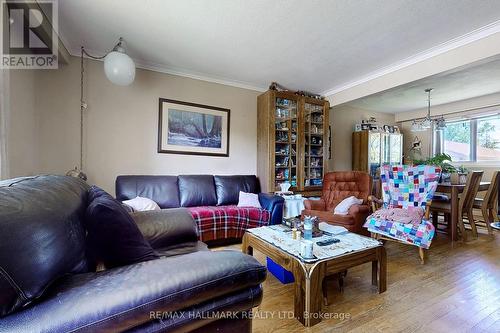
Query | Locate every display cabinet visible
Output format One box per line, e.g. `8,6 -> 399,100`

257,90 -> 330,195
352,130 -> 403,178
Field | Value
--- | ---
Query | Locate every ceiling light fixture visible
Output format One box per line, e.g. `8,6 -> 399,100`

435,116 -> 447,130
66,37 -> 136,181
420,88 -> 433,129
411,88 -> 443,132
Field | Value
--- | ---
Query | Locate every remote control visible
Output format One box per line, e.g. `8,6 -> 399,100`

316,238 -> 340,246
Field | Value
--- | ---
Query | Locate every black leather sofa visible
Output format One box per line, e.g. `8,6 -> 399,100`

0,175 -> 266,332
116,175 -> 284,243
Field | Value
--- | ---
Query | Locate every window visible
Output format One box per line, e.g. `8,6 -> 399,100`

439,114 -> 500,163
477,116 -> 500,161
443,120 -> 471,161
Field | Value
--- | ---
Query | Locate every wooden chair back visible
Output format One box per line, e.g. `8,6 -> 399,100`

459,171 -> 483,214
482,171 -> 500,209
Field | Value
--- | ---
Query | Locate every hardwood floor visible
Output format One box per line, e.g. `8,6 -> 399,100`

220,230 -> 500,332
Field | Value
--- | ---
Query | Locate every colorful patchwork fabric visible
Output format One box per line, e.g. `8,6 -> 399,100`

187,205 -> 270,242
364,216 -> 435,249
365,164 -> 441,249
380,165 -> 441,210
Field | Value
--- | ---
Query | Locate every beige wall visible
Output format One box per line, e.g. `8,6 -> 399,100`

329,104 -> 396,171
7,58 -> 403,192
34,57 -> 260,194
7,69 -> 39,178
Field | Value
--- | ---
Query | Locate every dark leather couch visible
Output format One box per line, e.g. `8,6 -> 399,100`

302,171 -> 372,234
116,175 -> 284,243
0,175 -> 266,332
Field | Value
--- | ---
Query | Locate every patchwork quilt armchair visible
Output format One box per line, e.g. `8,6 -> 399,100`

364,165 -> 441,264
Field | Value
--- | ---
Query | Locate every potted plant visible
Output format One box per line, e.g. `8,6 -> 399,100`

414,153 -> 457,183
450,165 -> 469,184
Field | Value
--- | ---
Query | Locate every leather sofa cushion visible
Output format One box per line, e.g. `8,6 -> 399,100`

85,186 -> 159,268
0,175 -> 89,317
115,175 -> 180,209
214,175 -> 259,205
178,175 -> 217,207
0,251 -> 266,332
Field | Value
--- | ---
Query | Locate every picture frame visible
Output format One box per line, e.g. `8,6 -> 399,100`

158,98 -> 230,157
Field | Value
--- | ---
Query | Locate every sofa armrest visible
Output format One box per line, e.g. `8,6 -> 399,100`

130,208 -> 199,249
304,199 -> 326,211
0,251 -> 266,333
258,193 -> 284,225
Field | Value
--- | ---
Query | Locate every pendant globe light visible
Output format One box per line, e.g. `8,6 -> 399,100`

103,38 -> 136,86
66,37 -> 136,181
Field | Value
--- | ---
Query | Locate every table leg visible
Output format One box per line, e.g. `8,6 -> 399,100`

450,187 -> 459,242
371,247 -> 387,293
498,182 -> 500,217
241,234 -> 253,256
378,247 -> 387,293
372,260 -> 378,286
293,261 -> 325,327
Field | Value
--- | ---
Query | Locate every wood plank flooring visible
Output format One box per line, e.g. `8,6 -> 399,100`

219,230 -> 500,332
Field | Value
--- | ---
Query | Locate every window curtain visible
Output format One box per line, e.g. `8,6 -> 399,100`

0,68 -> 9,180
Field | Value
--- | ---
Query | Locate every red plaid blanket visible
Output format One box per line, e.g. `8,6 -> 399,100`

187,205 -> 270,242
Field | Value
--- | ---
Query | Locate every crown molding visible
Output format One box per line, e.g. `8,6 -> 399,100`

320,19 -> 500,97
64,44 -> 268,92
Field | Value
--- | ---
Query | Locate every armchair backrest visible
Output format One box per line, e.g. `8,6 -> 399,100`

380,165 -> 441,210
322,171 -> 372,211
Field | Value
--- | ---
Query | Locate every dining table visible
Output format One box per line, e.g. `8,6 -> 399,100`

434,181 -> 491,241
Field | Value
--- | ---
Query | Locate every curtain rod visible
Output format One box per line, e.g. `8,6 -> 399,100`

397,102 -> 500,123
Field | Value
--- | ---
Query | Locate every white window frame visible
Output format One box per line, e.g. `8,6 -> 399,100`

438,114 -> 500,166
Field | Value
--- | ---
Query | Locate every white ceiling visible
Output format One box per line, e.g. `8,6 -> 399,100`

346,55 -> 500,113
58,0 -> 500,94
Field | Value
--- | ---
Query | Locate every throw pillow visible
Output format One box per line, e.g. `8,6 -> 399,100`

122,196 -> 161,212
334,196 -> 363,215
85,186 -> 159,268
237,191 -> 262,208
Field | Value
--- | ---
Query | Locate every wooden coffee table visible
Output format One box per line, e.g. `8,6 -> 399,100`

242,226 -> 386,327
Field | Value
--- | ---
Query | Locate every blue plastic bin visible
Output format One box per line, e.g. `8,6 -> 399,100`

266,257 -> 294,284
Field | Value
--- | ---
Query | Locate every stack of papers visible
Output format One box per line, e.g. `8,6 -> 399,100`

319,222 -> 348,235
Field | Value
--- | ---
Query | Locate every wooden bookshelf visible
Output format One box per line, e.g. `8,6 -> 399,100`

257,90 -> 330,195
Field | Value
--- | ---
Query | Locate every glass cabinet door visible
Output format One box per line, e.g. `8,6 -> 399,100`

274,97 -> 298,190
390,134 -> 402,164
303,102 -> 324,188
381,133 -> 391,164
368,132 -> 381,178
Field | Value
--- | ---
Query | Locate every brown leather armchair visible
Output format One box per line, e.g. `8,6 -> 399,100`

302,171 -> 372,234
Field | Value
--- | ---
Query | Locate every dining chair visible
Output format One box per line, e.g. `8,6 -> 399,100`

430,170 -> 483,240
472,171 -> 499,235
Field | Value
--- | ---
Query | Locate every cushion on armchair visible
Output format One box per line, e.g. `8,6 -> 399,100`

334,196 -> 364,215
364,215 -> 435,249
85,186 -> 159,268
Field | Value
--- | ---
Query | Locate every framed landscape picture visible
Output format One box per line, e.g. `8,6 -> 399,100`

158,98 -> 230,156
